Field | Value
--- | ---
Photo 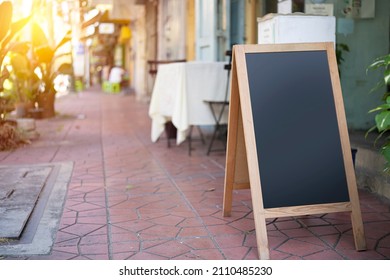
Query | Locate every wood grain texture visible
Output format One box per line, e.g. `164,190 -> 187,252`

234,45 -> 269,259
223,48 -> 240,217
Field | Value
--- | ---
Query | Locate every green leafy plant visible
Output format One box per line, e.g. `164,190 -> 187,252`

30,22 -> 72,118
336,43 -> 350,77
366,53 -> 390,172
9,48 -> 36,102
0,1 -> 31,120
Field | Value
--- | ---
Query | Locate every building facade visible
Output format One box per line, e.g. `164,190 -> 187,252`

76,0 -> 389,131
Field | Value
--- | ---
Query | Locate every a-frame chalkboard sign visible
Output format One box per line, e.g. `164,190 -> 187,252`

223,43 -> 366,260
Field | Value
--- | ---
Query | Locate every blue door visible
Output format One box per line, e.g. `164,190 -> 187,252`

196,0 -> 230,61
230,0 -> 245,46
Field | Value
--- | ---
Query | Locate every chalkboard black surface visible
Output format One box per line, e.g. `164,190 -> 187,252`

245,51 -> 350,209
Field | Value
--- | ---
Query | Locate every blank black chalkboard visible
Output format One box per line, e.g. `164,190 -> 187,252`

223,43 -> 366,259
245,50 -> 350,209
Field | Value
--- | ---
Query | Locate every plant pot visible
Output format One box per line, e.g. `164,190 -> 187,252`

37,92 -> 56,118
28,108 -> 43,119
0,119 -> 17,127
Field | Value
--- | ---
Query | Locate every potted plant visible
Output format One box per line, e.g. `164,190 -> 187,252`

30,22 -> 73,118
0,1 -> 31,149
8,50 -> 38,117
366,52 -> 390,172
0,1 -> 31,120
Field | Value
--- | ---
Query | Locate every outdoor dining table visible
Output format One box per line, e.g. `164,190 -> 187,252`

148,61 -> 229,145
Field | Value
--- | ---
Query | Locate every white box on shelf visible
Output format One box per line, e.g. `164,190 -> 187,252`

257,13 -> 336,45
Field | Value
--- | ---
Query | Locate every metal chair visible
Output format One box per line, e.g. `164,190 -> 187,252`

187,125 -> 206,156
205,50 -> 232,155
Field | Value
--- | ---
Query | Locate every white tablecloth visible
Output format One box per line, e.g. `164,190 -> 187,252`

149,61 -> 229,145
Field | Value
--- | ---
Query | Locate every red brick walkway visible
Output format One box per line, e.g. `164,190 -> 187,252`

1,88 -> 389,260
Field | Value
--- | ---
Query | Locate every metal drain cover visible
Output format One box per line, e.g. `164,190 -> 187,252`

0,166 -> 52,239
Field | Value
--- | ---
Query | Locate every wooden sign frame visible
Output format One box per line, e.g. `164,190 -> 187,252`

223,43 -> 366,260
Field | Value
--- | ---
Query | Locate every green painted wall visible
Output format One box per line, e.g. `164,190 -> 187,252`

301,0 -> 389,130
329,0 -> 389,130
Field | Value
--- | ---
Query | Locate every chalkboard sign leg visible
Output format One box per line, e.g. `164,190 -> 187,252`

223,138 -> 235,218
351,210 -> 367,251
254,214 -> 270,260
345,161 -> 366,250
222,185 -> 233,217
223,107 -> 251,216
223,51 -> 241,217
349,197 -> 367,251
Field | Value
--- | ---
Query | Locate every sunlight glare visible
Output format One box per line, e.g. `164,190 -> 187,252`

34,67 -> 43,79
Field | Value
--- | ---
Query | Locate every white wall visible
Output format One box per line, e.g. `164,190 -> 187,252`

157,0 -> 187,60
132,5 -> 148,101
